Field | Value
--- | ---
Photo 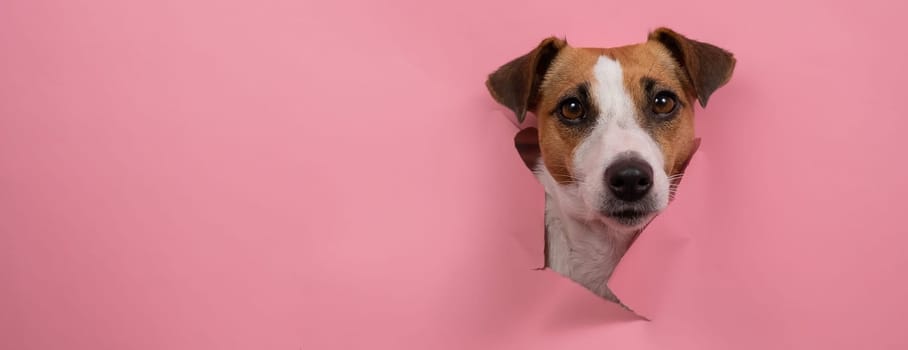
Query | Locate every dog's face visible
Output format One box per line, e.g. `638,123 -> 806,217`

488,28 -> 735,232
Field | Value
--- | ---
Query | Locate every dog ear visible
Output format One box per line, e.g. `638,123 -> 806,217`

648,28 -> 736,108
486,37 -> 567,123
513,127 -> 541,171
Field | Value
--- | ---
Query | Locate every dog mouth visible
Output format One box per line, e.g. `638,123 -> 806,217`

603,209 -> 653,227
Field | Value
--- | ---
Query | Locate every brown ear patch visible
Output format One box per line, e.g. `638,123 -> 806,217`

486,37 -> 567,123
648,28 -> 736,107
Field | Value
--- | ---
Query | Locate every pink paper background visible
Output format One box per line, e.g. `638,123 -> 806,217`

2,0 -> 908,348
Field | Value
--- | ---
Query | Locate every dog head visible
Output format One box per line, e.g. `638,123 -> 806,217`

487,28 -> 735,232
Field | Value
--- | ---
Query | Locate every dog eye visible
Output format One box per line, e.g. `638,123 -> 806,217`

652,91 -> 678,117
558,98 -> 585,121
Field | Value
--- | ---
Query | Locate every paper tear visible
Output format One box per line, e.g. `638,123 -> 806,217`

510,118 -> 702,319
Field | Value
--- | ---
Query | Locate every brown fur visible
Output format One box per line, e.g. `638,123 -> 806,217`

531,43 -> 696,183
535,46 -> 598,183
490,29 -> 734,303
608,43 -> 696,177
489,28 -> 735,184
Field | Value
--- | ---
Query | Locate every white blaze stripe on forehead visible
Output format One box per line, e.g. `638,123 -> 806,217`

574,56 -> 671,212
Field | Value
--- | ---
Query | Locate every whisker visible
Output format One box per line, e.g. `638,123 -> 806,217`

545,171 -> 583,185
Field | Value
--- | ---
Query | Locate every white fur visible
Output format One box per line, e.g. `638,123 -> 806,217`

536,56 -> 670,302
577,56 -> 671,221
539,165 -> 631,301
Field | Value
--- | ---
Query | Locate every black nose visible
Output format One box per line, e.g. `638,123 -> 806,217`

605,158 -> 654,202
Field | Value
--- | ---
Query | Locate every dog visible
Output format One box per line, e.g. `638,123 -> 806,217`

486,28 -> 735,303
